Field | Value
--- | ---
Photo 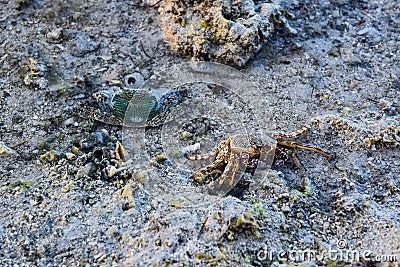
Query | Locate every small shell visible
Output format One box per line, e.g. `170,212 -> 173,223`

124,72 -> 144,89
115,141 -> 126,161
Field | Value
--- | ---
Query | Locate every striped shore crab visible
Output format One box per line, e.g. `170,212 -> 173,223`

185,127 -> 333,194
90,87 -> 180,127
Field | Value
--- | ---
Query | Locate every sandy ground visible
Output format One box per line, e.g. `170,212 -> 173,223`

0,0 -> 399,266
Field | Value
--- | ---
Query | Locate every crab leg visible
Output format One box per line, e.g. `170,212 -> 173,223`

277,140 -> 333,160
266,127 -> 308,139
216,153 -> 240,189
189,157 -> 225,184
282,148 -> 303,169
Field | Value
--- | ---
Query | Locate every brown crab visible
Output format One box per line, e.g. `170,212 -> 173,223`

185,127 -> 332,194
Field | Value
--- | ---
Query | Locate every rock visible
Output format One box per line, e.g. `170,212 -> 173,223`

39,150 -> 65,162
158,0 -> 282,67
75,162 -> 95,178
340,47 -> 361,65
105,225 -> 120,238
62,117 -> 76,126
121,182 -> 136,208
356,27 -> 378,36
65,152 -> 76,160
332,10 -> 340,19
0,141 -> 18,157
377,98 -> 390,111
79,130 -> 110,150
46,28 -> 62,41
181,142 -> 200,154
75,33 -> 100,56
71,146 -> 81,155
281,205 -> 291,213
107,165 -> 117,177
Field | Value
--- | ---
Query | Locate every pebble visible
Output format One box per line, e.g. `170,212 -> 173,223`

107,166 -> 117,177
65,152 -> 76,160
349,79 -> 359,88
272,204 -> 279,211
106,225 -> 120,238
332,10 -> 340,18
80,130 -> 110,150
370,1 -> 379,8
46,28 -> 62,40
0,141 -> 18,157
75,162 -> 95,178
40,150 -> 64,162
75,34 -> 100,56
357,27 -> 378,36
62,117 -> 76,126
288,67 -> 297,75
281,205 -> 291,213
181,143 -> 200,154
340,47 -> 361,64
71,93 -> 86,100
71,146 -> 81,155
341,107 -> 352,115
101,54 -> 113,61
377,99 -> 390,110
368,36 -> 382,46
180,131 -> 193,140
278,193 -> 290,202
301,69 -> 316,78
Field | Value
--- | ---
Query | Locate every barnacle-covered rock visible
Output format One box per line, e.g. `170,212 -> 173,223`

311,113 -> 399,149
21,58 -> 48,89
47,129 -> 138,182
158,0 -> 282,67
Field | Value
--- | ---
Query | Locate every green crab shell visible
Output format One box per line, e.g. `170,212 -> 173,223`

123,90 -> 159,125
124,88 -> 180,126
94,87 -> 179,126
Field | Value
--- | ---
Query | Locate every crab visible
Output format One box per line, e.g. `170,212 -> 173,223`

87,87 -> 180,127
185,127 -> 333,194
